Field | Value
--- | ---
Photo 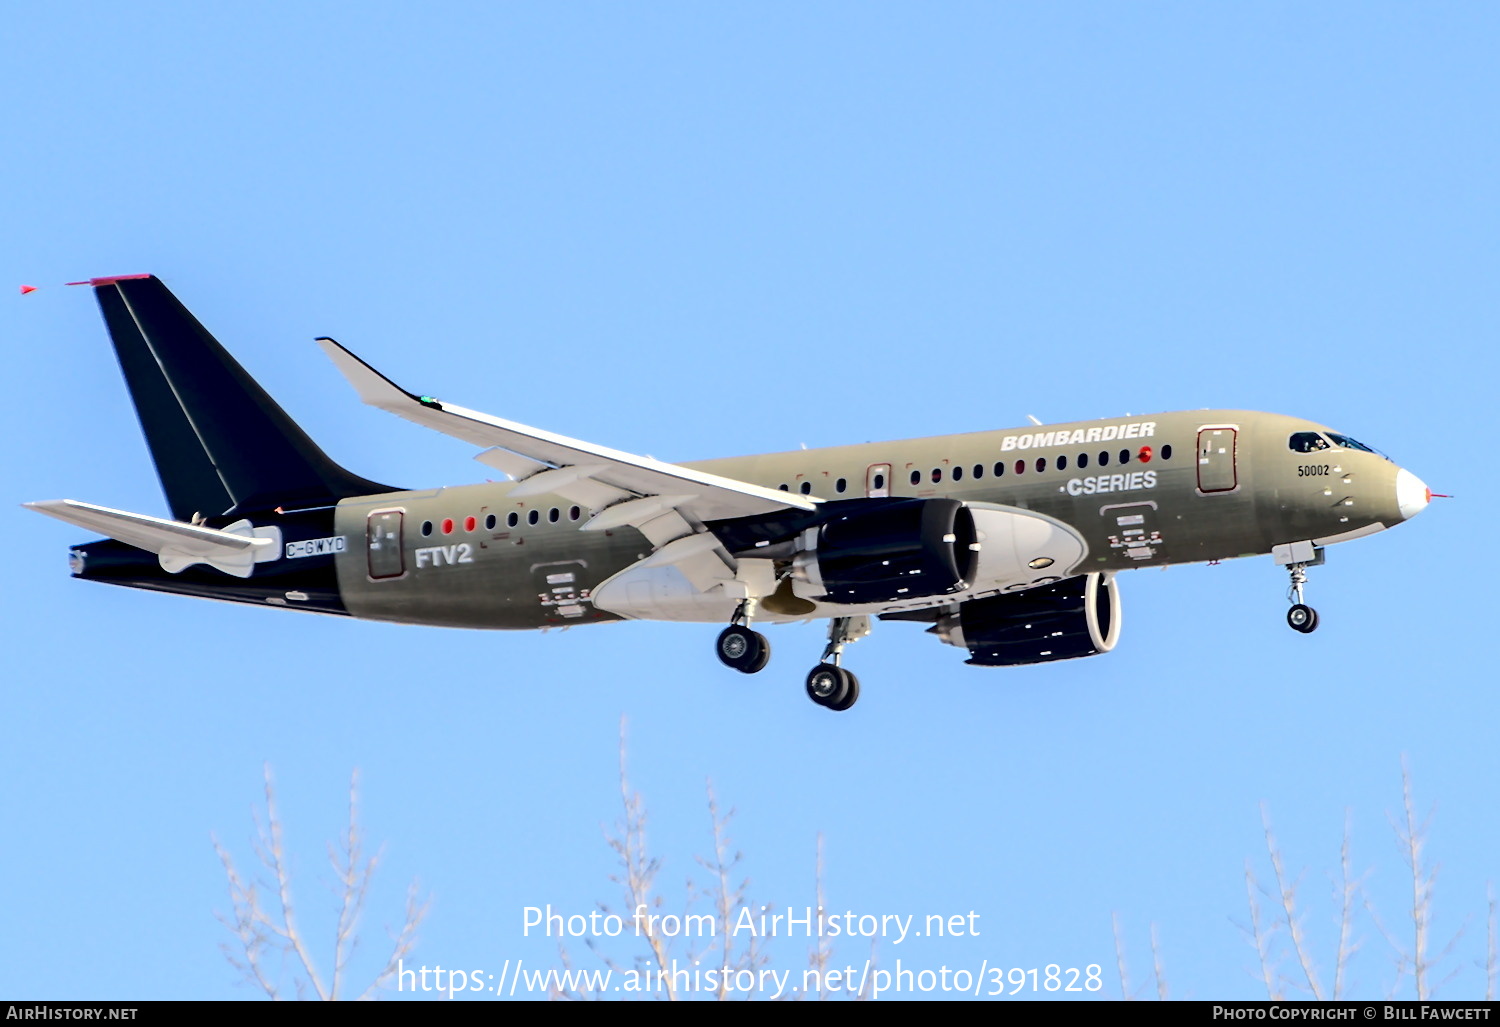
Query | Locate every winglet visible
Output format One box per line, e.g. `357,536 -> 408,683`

316,337 -> 426,412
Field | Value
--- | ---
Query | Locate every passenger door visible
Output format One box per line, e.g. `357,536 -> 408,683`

366,510 -> 405,579
1196,427 -> 1238,493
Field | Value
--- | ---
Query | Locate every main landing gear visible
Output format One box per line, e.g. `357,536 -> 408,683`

805,616 -> 870,713
716,600 -> 770,674
714,604 -> 870,712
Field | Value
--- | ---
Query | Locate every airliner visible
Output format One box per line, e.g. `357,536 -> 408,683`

26,275 -> 1432,711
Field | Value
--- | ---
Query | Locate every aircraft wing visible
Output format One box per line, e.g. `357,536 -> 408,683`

23,499 -> 281,578
316,338 -> 817,527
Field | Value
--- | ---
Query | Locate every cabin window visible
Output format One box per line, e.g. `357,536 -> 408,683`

1035,457 -> 1047,473
835,478 -> 847,493
778,483 -> 789,491
549,507 -> 560,523
1161,444 -> 1173,460
1078,452 -> 1089,469
931,468 -> 943,483
993,462 -> 1005,477
527,509 -> 539,526
973,464 -> 984,479
507,512 -> 519,528
1119,449 -> 1131,465
1057,455 -> 1068,471
910,470 -> 921,486
873,473 -> 885,491
484,514 -> 496,530
569,506 -> 581,521
1098,451 -> 1110,466
421,520 -> 433,537
952,465 -> 963,481
1014,460 -> 1025,475
800,481 -> 813,495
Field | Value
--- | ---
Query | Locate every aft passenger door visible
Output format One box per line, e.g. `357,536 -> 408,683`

866,464 -> 891,498
1196,427 -> 1238,493
366,510 -> 406,579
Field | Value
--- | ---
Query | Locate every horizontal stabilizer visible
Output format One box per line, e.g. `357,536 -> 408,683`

24,499 -> 281,578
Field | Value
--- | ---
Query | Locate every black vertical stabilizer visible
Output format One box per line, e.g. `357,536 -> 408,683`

90,275 -> 394,519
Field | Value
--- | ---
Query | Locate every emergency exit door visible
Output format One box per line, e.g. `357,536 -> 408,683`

1196,428 -> 1238,493
866,464 -> 891,498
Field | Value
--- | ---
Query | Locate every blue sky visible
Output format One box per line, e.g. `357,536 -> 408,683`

3,2 -> 1496,1001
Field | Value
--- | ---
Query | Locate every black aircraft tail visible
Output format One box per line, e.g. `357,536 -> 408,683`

84,274 -> 394,520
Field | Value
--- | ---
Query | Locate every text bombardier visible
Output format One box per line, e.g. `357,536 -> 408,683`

1000,421 -> 1157,452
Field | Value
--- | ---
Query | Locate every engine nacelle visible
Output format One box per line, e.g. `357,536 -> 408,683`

791,498 -> 979,605
935,572 -> 1121,666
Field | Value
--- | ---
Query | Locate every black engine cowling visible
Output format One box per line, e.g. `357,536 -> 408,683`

935,572 -> 1121,666
792,498 -> 978,605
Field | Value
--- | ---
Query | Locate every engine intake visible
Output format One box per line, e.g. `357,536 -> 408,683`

935,572 -> 1120,666
792,498 -> 978,605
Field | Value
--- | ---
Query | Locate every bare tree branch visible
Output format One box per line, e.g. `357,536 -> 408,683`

1239,858 -> 1280,1000
1333,809 -> 1361,1000
1113,912 -> 1131,1001
1263,802 -> 1325,999
1150,922 -> 1168,1000
214,764 -> 428,1001
1486,884 -> 1496,1002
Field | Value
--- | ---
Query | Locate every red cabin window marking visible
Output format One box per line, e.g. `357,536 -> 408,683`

441,518 -> 454,534
464,515 -> 477,531
1138,446 -> 1152,463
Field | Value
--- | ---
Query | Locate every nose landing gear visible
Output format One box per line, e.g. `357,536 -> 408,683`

1274,542 -> 1325,634
805,616 -> 869,712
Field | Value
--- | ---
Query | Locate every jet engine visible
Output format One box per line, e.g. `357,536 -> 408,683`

933,573 -> 1120,666
790,498 -> 979,605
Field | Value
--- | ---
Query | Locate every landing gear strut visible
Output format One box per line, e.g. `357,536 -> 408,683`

805,616 -> 869,712
1284,561 -> 1319,634
1286,566 -> 1318,633
716,599 -> 770,674
1273,542 -> 1325,634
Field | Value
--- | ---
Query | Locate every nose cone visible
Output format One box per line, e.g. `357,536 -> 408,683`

1395,468 -> 1430,521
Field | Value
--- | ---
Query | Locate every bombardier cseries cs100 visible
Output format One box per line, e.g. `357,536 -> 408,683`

28,276 -> 1433,711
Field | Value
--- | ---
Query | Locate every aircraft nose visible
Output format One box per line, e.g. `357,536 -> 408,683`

1395,468 -> 1430,521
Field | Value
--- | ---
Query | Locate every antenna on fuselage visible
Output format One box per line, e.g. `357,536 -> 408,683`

1025,415 -> 1042,426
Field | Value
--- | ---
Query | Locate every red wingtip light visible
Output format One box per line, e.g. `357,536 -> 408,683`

19,285 -> 36,295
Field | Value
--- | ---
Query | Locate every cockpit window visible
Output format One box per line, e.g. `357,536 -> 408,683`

1326,432 -> 1377,454
1289,431 -> 1331,453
